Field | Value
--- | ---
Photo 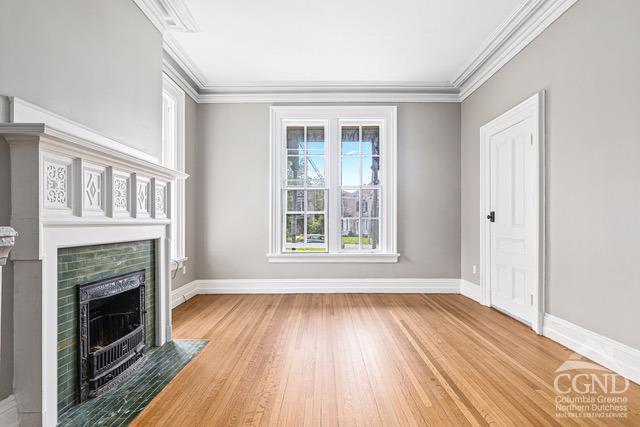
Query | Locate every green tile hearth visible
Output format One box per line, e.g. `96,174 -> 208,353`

58,340 -> 207,426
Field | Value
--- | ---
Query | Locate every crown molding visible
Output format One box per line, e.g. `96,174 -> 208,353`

454,0 -> 578,101
162,55 -> 200,102
154,0 -> 579,103
163,36 -> 209,88
198,80 -> 454,91
133,0 -> 200,33
196,91 -> 460,104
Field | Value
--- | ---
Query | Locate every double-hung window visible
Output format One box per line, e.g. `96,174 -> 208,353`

162,74 -> 187,268
269,106 -> 398,263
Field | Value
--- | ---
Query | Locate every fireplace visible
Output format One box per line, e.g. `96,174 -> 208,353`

77,270 -> 147,402
2,100 -> 182,425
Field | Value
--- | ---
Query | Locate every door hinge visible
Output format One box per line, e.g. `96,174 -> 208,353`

530,294 -> 534,305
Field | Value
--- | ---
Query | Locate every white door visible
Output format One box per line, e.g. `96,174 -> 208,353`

481,92 -> 545,333
488,118 -> 537,324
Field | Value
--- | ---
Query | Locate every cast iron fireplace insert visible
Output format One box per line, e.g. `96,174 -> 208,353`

77,270 -> 146,402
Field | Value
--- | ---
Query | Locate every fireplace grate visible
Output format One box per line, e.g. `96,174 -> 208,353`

78,270 -> 146,402
90,325 -> 145,387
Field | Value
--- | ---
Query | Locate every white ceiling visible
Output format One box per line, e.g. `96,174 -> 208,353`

169,0 -> 523,87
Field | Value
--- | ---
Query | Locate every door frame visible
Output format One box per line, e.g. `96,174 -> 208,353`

479,91 -> 546,334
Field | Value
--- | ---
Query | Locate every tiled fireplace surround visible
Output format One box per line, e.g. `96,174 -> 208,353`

57,241 -> 156,414
1,97 -> 185,426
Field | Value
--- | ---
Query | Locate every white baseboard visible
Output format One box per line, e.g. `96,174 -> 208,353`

460,279 -> 482,303
171,281 -> 199,308
171,278 -> 460,306
543,314 -> 640,385
0,395 -> 19,427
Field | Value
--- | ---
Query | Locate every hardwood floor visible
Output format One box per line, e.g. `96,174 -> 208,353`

133,294 -> 640,426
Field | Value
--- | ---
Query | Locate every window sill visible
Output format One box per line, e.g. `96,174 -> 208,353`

267,252 -> 399,263
170,257 -> 188,272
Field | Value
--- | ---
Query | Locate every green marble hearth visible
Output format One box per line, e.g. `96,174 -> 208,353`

57,240 -> 156,415
58,340 -> 208,426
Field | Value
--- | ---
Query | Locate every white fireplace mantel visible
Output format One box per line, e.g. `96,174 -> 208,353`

0,101 -> 186,426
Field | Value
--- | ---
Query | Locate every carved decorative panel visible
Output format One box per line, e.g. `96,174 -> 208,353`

155,183 -> 167,218
136,177 -> 151,217
112,172 -> 130,214
43,157 -> 72,211
83,165 -> 105,213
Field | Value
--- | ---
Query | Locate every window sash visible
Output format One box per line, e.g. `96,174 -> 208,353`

283,189 -> 328,252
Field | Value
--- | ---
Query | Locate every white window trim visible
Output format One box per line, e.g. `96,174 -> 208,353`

268,106 -> 398,263
162,74 -> 187,269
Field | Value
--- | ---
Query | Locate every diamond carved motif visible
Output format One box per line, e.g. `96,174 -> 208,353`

44,161 -> 69,209
84,170 -> 102,210
137,182 -> 149,213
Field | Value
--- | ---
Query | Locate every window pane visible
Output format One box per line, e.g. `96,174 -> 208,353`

362,156 -> 380,186
341,141 -> 359,155
361,189 -> 379,217
341,190 -> 359,218
307,190 -> 324,212
306,214 -> 325,244
287,156 -> 304,186
306,156 -> 325,187
341,156 -> 359,186
341,126 -> 359,155
362,126 -> 380,155
341,219 -> 359,250
286,214 -> 304,243
307,127 -> 324,154
361,219 -> 379,250
287,127 -> 304,154
286,190 -> 305,212
342,126 -> 359,141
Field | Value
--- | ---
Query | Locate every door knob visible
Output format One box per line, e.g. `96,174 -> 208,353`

487,211 -> 495,222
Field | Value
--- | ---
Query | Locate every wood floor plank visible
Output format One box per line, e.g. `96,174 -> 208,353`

132,294 -> 640,426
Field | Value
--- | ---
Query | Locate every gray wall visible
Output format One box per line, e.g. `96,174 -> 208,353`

461,0 -> 640,349
0,0 -> 163,159
195,103 -> 461,280
171,96 -> 199,289
0,0 -> 162,400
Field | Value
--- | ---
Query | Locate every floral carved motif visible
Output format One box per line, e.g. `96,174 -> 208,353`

45,162 -> 68,207
113,176 -> 129,211
155,185 -> 166,215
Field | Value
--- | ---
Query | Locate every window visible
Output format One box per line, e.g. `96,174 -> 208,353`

269,106 -> 398,263
162,74 -> 187,267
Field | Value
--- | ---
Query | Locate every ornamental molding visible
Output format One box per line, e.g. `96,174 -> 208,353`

132,0 -> 200,33
0,227 -> 17,266
78,270 -> 145,303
